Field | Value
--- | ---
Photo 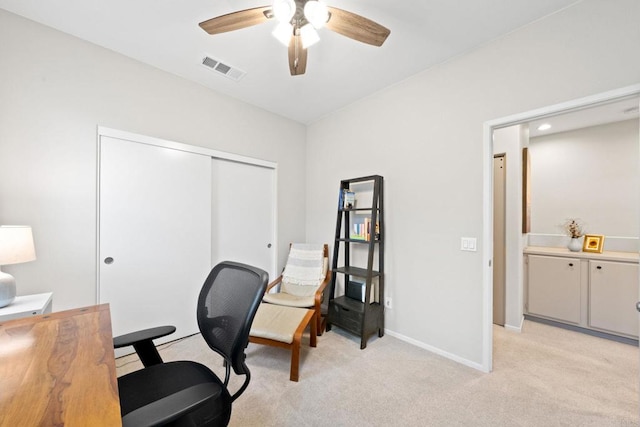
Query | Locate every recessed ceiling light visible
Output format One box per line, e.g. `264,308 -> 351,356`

537,123 -> 552,131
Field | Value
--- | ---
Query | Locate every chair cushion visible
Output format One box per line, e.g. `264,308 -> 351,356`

118,360 -> 230,424
263,291 -> 315,307
250,304 -> 310,344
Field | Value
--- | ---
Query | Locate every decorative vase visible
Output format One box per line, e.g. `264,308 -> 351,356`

568,237 -> 582,252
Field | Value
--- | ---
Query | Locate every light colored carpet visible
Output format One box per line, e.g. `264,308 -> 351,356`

116,320 -> 638,426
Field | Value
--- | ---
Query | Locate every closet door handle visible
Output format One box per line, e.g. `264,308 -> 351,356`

596,265 -> 602,270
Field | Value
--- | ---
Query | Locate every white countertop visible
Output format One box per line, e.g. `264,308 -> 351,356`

524,246 -> 639,263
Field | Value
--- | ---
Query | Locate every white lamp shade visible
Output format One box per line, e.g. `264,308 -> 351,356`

300,24 -> 320,48
273,0 -> 296,23
0,226 -> 36,266
304,1 -> 329,28
272,21 -> 293,46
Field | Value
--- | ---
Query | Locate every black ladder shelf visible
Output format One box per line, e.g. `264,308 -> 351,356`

326,175 -> 384,349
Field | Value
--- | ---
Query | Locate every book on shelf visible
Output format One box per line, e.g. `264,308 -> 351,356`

349,217 -> 379,241
343,189 -> 356,209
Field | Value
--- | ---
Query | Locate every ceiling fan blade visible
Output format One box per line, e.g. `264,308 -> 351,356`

288,34 -> 307,76
199,6 -> 272,35
325,7 -> 390,47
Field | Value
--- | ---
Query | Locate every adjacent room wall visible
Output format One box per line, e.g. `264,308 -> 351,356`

493,125 -> 528,332
0,10 -> 307,311
529,118 -> 639,239
305,0 -> 640,367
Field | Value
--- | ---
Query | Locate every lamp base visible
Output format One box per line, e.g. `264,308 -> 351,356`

0,270 -> 16,308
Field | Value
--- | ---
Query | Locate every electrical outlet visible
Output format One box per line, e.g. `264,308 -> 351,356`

385,297 -> 392,309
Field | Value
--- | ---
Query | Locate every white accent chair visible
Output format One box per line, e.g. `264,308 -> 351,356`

262,243 -> 330,335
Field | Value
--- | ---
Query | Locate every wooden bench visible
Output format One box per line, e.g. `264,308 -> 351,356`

249,303 -> 317,382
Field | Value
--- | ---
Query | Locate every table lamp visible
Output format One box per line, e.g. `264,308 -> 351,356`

0,226 -> 36,308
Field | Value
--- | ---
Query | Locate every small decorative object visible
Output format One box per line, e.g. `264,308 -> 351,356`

582,234 -> 605,253
567,237 -> 582,252
562,218 -> 585,252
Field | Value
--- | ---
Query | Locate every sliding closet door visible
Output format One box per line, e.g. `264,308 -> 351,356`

99,136 -> 211,345
211,158 -> 276,280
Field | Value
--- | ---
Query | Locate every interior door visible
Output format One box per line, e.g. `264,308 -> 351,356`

493,154 -> 506,326
211,157 -> 276,280
99,136 -> 212,346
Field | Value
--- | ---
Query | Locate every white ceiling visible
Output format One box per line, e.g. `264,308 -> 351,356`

1,0 -> 581,124
529,96 -> 640,138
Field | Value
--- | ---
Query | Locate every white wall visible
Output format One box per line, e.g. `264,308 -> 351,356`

0,10 -> 307,311
529,118 -> 639,239
493,125 -> 528,331
305,0 -> 640,367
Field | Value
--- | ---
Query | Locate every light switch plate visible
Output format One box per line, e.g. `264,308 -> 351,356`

461,237 -> 477,251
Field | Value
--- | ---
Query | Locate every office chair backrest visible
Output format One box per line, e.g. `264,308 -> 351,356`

197,261 -> 268,375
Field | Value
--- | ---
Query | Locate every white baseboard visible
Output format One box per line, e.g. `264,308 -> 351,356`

384,328 -> 487,373
504,316 -> 524,333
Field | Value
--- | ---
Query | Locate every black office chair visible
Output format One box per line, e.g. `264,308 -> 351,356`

115,261 -> 268,427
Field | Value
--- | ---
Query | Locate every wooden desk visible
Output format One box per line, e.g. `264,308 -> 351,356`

0,304 -> 121,426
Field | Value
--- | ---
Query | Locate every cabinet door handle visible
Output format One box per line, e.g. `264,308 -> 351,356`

596,266 -> 602,270
568,263 -> 573,267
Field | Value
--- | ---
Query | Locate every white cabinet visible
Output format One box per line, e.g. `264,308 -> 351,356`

589,260 -> 639,337
525,247 -> 639,339
527,255 -> 581,324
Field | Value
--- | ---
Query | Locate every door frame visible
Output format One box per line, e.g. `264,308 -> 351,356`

96,126 -> 279,301
493,153 -> 506,327
481,84 -> 640,373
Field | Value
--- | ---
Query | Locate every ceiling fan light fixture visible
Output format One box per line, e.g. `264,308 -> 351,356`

304,1 -> 329,28
300,24 -> 320,48
273,21 -> 293,46
273,0 -> 296,23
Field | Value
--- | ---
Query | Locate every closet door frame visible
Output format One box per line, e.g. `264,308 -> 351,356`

96,126 -> 278,303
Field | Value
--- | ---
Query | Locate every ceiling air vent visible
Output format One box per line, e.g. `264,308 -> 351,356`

201,55 -> 246,81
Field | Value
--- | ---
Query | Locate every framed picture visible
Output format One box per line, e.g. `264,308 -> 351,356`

582,234 -> 605,253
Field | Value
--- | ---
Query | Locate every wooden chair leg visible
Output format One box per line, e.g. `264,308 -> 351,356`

316,310 -> 324,336
289,309 -> 316,381
310,312 -> 317,348
290,336 -> 300,382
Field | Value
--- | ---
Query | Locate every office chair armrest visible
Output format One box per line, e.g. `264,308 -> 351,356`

265,275 -> 283,293
113,325 -> 176,367
113,325 -> 176,349
121,383 -> 222,427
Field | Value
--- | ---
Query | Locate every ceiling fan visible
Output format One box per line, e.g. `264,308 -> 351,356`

199,0 -> 390,76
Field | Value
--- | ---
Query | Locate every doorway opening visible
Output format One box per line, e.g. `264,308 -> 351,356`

482,84 -> 640,372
